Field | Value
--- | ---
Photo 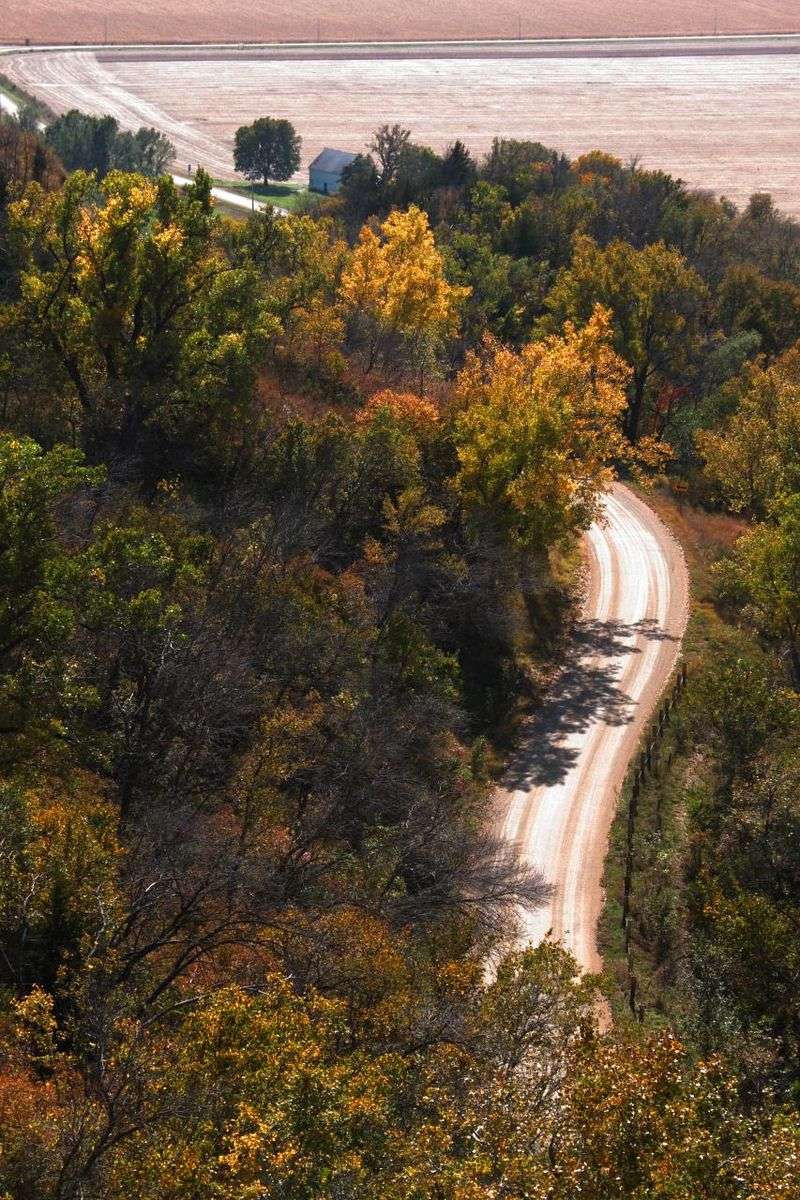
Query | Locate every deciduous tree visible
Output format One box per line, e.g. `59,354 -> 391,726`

234,117 -> 301,186
716,494 -> 800,685
340,205 -> 468,378
541,235 -> 708,440
697,346 -> 800,516
3,170 -> 276,471
451,306 -> 629,548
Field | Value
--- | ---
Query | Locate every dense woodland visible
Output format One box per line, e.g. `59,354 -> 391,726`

0,109 -> 799,1196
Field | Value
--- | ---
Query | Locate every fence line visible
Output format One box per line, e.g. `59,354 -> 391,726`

621,660 -> 688,1019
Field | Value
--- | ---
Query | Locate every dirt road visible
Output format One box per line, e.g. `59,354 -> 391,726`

497,484 -> 688,972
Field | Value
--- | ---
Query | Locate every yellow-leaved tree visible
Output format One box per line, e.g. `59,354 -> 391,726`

340,205 -> 469,381
451,306 -> 630,548
1,169 -> 276,464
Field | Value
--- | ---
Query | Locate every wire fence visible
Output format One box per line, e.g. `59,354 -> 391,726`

620,659 -> 688,1020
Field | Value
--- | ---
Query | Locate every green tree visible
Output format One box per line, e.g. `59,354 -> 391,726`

541,235 -> 708,441
337,152 -> 382,228
440,139 -> 477,188
698,346 -> 800,517
233,117 -> 301,186
717,494 -> 800,686
0,434 -> 103,768
718,264 -> 800,356
481,137 -> 572,205
45,110 -> 174,178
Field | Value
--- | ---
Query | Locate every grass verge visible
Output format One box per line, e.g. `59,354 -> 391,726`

212,178 -> 309,212
598,483 -> 747,1024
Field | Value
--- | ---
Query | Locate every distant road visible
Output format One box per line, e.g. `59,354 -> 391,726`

3,32 -> 800,61
497,485 -> 688,972
171,174 -> 288,217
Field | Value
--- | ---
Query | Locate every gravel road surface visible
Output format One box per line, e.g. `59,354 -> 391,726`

497,484 -> 689,972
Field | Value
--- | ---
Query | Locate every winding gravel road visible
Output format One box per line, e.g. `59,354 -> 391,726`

497,484 -> 688,972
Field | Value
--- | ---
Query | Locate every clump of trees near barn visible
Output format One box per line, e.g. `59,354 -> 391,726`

0,106 -> 799,1197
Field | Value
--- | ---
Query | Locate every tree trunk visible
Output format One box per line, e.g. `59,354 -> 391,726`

626,369 -> 647,443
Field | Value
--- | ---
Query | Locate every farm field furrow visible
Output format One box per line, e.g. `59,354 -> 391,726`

1,0 -> 799,46
5,45 -> 800,216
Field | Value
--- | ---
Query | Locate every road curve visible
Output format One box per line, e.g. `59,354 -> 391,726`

497,483 -> 688,973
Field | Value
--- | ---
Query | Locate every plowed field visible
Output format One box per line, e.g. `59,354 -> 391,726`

1,1 -> 799,46
5,41 -> 799,216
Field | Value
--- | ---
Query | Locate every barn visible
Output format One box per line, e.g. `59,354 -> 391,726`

309,147 -> 358,195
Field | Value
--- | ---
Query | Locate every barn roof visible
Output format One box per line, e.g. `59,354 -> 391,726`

309,147 -> 359,174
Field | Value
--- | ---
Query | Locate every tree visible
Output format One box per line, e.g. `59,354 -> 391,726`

0,434 -> 103,769
541,235 -> 708,441
481,137 -> 572,205
697,346 -> 800,516
716,494 -> 800,686
718,264 -> 800,356
45,110 -> 174,178
114,126 -> 176,177
340,204 -> 468,378
337,152 -> 382,228
369,122 -> 410,193
685,639 -> 799,791
442,228 -> 546,345
555,1034 -> 750,1199
233,117 -> 301,186
391,143 -> 442,210
0,773 -> 121,995
2,169 -> 276,470
451,306 -> 630,549
440,139 -> 477,189
0,119 -> 63,212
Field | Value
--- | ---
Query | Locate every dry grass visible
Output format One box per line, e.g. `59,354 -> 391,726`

2,1 -> 799,45
642,484 -> 748,602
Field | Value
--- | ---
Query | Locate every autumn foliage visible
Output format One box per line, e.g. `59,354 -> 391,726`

0,115 -> 799,1197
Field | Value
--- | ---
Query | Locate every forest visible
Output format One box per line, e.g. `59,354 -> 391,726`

0,110 -> 799,1197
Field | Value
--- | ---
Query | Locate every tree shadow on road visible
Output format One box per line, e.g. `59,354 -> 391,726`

503,616 -> 679,791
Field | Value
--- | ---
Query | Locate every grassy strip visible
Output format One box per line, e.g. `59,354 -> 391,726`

0,72 -> 56,124
598,485 -> 747,1024
206,195 -> 252,223
212,178 -> 309,212
599,676 -> 691,1024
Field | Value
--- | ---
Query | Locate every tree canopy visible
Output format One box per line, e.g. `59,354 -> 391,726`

45,109 -> 174,179
233,116 -> 302,185
0,109 -> 799,1198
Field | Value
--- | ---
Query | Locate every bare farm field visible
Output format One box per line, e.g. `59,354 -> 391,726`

4,41 -> 800,217
1,0 -> 799,45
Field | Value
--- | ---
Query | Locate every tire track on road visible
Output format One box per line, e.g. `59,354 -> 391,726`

498,483 -> 688,972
